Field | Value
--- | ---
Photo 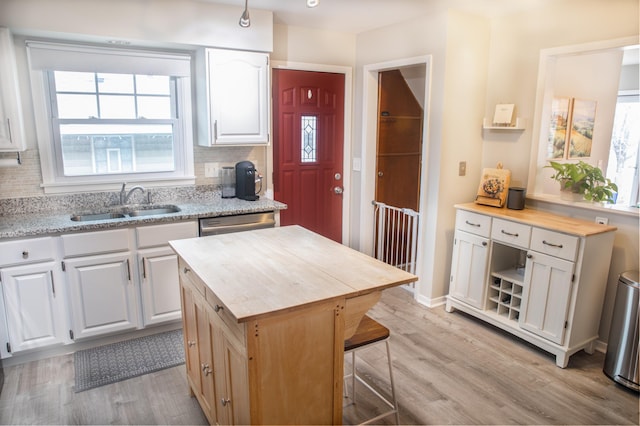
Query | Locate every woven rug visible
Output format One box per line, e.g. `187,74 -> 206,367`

74,329 -> 185,392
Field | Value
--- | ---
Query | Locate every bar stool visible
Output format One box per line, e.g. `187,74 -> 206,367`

344,315 -> 400,425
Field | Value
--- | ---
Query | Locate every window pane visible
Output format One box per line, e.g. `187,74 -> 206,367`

97,73 -> 134,93
136,75 -> 170,95
301,115 -> 317,163
606,94 -> 640,206
54,71 -> 95,93
99,95 -> 136,119
59,124 -> 175,176
137,96 -> 172,119
57,94 -> 98,118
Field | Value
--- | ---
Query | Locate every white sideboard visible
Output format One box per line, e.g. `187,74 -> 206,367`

446,203 -> 617,368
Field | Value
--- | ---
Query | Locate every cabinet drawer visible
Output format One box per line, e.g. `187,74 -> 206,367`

178,257 -> 205,297
456,210 -> 491,237
530,228 -> 579,262
491,218 -> 531,249
205,286 -> 246,346
136,221 -> 198,248
61,229 -> 130,257
0,237 -> 56,266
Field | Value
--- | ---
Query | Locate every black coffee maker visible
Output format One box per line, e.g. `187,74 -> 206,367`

235,161 -> 261,201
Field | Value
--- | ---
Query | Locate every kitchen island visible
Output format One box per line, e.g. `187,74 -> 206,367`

169,225 -> 417,425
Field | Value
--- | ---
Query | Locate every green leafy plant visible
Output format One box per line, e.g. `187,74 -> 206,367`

546,160 -> 618,203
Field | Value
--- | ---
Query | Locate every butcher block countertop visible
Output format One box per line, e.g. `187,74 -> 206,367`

455,202 -> 617,236
169,225 -> 418,323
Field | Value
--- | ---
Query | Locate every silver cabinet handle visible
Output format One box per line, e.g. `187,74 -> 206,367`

465,220 -> 480,227
221,398 -> 231,407
187,340 -> 196,347
501,229 -> 519,237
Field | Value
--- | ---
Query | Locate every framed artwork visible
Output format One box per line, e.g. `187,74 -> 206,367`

547,97 -> 571,159
547,97 -> 597,160
568,98 -> 597,158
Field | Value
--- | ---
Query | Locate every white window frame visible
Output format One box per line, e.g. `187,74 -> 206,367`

27,41 -> 195,194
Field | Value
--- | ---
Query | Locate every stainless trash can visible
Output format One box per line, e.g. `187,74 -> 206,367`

603,270 -> 639,391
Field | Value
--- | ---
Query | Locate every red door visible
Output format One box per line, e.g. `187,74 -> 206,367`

273,70 -> 345,242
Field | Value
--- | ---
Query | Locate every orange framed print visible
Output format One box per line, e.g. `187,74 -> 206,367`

547,97 -> 571,159
568,98 -> 597,158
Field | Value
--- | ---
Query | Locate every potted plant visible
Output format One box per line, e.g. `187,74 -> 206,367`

546,160 -> 618,203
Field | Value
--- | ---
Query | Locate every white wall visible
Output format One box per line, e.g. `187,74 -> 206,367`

485,0 -> 639,344
353,10 -> 491,304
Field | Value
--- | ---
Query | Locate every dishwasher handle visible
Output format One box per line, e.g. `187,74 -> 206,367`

200,218 -> 275,236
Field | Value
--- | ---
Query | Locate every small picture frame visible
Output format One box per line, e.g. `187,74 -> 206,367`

547,97 -> 571,159
568,98 -> 597,159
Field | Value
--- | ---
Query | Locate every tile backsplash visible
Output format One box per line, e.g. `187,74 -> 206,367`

0,144 -> 267,200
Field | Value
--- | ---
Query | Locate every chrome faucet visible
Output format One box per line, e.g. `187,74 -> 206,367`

120,183 -> 147,205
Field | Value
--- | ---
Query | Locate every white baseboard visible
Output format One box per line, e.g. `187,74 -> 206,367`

415,293 -> 447,308
1,321 -> 182,368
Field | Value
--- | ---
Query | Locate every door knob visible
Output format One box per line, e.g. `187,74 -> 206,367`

378,171 -> 384,177
333,186 -> 344,195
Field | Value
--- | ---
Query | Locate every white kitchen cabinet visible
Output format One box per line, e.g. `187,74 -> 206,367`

0,27 -> 26,151
197,48 -> 269,146
520,251 -> 574,345
138,247 -> 183,326
446,203 -> 617,368
136,221 -> 197,326
64,251 -> 138,340
0,237 -> 67,357
1,261 -> 67,353
62,229 -> 138,340
449,230 -> 489,309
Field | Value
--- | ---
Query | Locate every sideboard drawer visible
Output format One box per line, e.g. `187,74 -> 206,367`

456,210 -> 491,238
530,228 -> 579,262
491,218 -> 531,249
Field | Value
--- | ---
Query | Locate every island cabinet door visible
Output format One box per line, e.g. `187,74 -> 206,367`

181,283 -> 200,394
213,324 -> 250,426
246,298 -> 345,425
180,280 -> 217,425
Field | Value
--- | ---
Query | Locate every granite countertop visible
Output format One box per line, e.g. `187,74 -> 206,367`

0,185 -> 286,239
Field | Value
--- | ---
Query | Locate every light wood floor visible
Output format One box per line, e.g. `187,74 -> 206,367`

0,287 -> 638,425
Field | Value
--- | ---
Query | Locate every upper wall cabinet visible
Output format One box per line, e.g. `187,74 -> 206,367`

197,48 -> 269,146
0,27 -> 26,151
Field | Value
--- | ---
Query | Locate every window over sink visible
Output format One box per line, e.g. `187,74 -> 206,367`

27,41 -> 195,193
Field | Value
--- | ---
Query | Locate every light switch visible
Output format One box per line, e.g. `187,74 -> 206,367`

458,161 -> 467,176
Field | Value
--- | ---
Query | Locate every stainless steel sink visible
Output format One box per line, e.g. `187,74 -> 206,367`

127,205 -> 181,216
70,205 -> 181,221
70,212 -> 127,222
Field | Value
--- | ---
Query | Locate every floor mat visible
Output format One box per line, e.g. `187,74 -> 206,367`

74,329 -> 184,392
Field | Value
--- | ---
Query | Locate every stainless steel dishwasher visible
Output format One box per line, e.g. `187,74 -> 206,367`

199,211 -> 275,236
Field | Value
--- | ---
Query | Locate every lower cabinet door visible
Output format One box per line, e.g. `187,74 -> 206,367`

138,247 -> 182,326
520,251 -> 574,344
196,297 -> 216,423
215,327 -> 250,426
1,261 -> 67,352
65,252 -> 139,340
449,230 -> 489,309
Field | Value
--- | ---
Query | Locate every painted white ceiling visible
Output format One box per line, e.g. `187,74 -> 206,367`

206,0 -> 554,34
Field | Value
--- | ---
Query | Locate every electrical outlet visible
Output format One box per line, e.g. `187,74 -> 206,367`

204,162 -> 220,178
458,161 -> 467,176
595,216 -> 609,225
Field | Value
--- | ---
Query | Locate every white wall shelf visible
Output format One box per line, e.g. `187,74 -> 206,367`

482,117 -> 526,130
